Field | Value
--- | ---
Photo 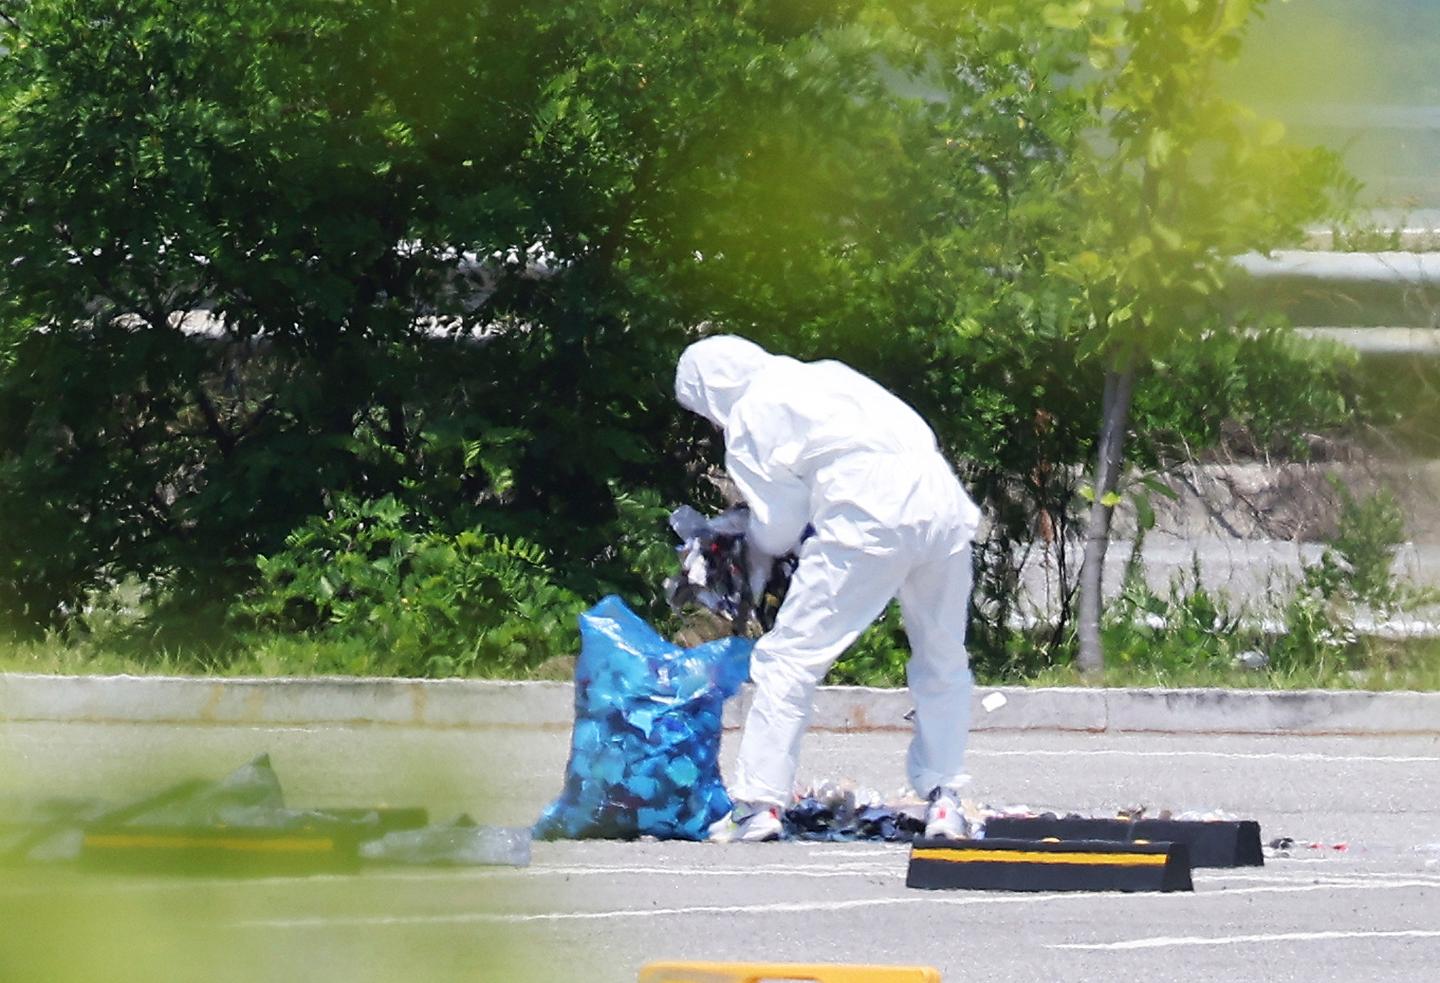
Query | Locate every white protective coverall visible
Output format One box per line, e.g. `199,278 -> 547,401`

674,335 -> 982,806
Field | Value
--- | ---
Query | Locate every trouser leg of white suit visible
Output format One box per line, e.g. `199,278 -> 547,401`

730,536 -> 911,807
897,542 -> 974,796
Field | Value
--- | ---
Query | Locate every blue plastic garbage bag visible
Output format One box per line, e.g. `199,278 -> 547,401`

533,596 -> 753,841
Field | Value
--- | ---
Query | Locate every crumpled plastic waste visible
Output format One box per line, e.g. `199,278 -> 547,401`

0,766 -> 288,866
533,596 -> 753,841
664,505 -> 752,622
1,797 -> 115,864
123,753 -> 286,827
103,754 -> 419,838
360,816 -> 530,866
663,505 -> 800,632
2,754 -> 524,869
780,780 -> 925,843
776,788 -> 1268,845
783,800 -> 928,843
1170,809 -> 1240,823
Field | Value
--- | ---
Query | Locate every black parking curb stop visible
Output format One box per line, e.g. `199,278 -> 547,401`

80,825 -> 362,875
983,817 -> 1264,868
905,837 -> 1194,892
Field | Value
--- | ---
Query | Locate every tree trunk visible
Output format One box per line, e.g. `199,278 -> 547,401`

1076,364 -> 1136,676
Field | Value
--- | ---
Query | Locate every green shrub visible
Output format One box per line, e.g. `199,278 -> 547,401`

828,603 -> 910,687
1324,481 -> 1406,606
1098,556 -> 1250,683
1070,483 -> 1418,685
234,495 -> 584,676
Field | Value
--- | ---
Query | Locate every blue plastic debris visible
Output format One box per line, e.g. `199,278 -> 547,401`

533,596 -> 753,841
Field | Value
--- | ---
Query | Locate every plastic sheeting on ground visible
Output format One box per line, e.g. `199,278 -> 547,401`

361,816 -> 531,866
533,595 -> 753,841
1,754 -> 530,869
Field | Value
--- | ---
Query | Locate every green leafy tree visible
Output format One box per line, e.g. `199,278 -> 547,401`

0,0 -> 895,635
1047,0 -> 1353,673
0,0 -> 1100,649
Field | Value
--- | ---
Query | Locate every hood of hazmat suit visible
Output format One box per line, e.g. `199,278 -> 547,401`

674,335 -> 778,429
674,335 -> 979,556
674,334 -> 982,807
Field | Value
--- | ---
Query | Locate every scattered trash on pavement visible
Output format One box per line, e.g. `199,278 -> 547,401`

980,692 -> 1007,713
780,780 -> 925,843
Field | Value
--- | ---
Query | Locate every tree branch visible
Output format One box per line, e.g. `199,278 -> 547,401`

192,383 -> 236,458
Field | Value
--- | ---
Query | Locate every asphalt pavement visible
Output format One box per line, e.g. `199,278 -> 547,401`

3,715 -> 1438,983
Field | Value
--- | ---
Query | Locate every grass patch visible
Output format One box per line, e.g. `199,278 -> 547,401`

1026,637 -> 1440,691
6,480 -> 1435,692
5,629 -> 1438,690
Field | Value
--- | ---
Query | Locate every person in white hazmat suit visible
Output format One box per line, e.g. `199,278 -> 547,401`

674,335 -> 982,843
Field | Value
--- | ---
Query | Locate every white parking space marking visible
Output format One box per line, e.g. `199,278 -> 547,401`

1205,870 -> 1440,885
518,863 -> 901,878
973,749 -> 1440,764
1051,929 -> 1440,951
234,876 -> 1440,929
7,857 -> 1429,903
239,896 -> 924,928
0,860 -> 905,900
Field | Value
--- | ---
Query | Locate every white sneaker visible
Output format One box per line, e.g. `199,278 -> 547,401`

924,788 -> 970,840
708,802 -> 784,843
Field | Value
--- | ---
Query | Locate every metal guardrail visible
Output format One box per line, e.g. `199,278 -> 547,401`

1237,250 -> 1440,285
1295,326 -> 1440,355
1237,249 -> 1440,353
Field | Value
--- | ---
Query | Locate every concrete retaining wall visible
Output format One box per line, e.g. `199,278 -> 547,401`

3,674 -> 1437,736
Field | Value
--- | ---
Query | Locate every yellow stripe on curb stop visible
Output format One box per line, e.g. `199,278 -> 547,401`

911,847 -> 1167,868
639,961 -> 941,982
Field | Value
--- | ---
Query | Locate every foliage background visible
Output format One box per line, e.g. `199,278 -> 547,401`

0,0 -> 1407,682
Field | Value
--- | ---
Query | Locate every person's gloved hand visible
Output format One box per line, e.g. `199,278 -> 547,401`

745,541 -> 775,606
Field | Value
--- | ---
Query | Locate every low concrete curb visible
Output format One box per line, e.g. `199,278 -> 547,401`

3,674 -> 1438,736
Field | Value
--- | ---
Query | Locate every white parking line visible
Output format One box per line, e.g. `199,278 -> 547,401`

0,860 -> 904,899
796,846 -> 908,857
1051,929 -> 1440,951
233,876 -> 1440,929
972,749 -> 1440,764
520,863 -> 901,879
1205,870 -> 1440,885
238,896 -> 923,928
1199,872 -> 1347,885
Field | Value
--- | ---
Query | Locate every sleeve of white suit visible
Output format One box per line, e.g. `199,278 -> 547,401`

724,407 -> 812,558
